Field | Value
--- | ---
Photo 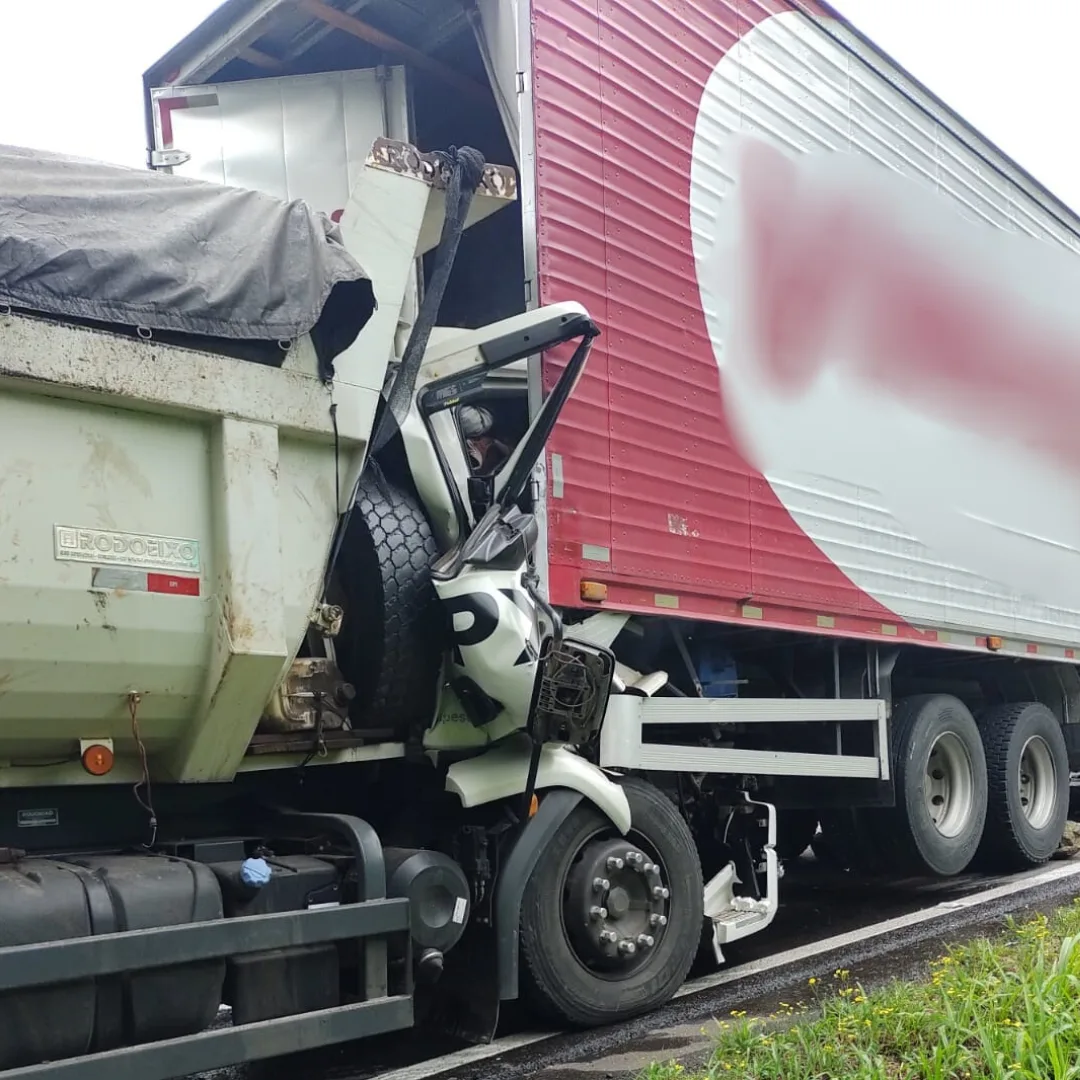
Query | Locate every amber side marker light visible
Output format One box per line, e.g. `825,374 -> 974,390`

80,740 -> 115,777
987,635 -> 1004,652
528,794 -> 540,818
581,580 -> 608,603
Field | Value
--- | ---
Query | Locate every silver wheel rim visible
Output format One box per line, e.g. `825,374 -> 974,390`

1018,735 -> 1057,830
924,732 -> 975,838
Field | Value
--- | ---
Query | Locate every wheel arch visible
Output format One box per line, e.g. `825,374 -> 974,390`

491,787 -> 584,1002
445,743 -> 634,1002
444,740 -> 632,833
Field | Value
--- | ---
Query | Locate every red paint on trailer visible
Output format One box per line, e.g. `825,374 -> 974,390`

531,0 -> 908,635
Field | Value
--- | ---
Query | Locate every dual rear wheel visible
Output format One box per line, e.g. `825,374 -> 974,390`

817,695 -> 1069,877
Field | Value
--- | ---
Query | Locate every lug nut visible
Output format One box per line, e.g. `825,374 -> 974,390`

626,851 -> 644,866
652,885 -> 670,900
593,877 -> 610,892
600,929 -> 617,944
649,913 -> 668,928
618,939 -> 637,955
589,905 -> 608,920
637,934 -> 655,949
606,856 -> 624,871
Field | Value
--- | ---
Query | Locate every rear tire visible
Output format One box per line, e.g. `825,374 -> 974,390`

975,702 -> 1069,870
879,694 -> 987,877
334,470 -> 442,736
519,778 -> 703,1027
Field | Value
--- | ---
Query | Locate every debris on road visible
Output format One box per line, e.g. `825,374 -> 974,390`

1053,820 -> 1080,859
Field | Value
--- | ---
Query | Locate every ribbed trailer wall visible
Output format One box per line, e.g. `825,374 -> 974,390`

533,0 -> 1080,661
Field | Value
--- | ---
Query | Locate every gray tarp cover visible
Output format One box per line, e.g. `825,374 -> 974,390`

0,143 -> 374,347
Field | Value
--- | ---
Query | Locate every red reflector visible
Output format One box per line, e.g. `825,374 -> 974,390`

81,743 -> 114,776
147,573 -> 200,597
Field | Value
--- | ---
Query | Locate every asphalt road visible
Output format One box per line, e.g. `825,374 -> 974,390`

259,856 -> 1080,1080
455,860 -> 1080,1080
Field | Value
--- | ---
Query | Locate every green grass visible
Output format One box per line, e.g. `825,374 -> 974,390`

645,900 -> 1080,1080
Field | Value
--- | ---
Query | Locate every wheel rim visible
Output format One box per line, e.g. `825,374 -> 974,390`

924,732 -> 975,838
562,832 -> 671,979
1018,735 -> 1057,830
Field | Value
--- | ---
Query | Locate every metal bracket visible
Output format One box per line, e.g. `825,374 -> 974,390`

276,811 -> 393,1000
311,602 -> 345,637
703,794 -> 780,962
149,148 -> 191,169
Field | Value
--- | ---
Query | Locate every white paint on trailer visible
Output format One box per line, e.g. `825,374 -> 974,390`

690,9 -> 1080,645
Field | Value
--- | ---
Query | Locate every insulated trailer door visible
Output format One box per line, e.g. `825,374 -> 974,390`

149,65 -> 419,363
149,67 -> 409,220
529,0 -> 1080,659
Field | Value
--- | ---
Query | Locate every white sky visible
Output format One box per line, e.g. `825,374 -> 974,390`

0,1 -> 222,168
0,0 -> 1076,210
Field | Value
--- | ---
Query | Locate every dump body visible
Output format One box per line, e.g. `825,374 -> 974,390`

0,331 -> 369,788
532,1 -> 1080,659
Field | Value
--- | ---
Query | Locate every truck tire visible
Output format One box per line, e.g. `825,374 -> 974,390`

879,694 -> 988,877
519,777 -> 703,1027
335,470 -> 442,736
975,703 -> 1069,870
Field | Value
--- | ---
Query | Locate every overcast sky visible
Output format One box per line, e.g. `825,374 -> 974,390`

0,0 -> 221,168
0,1 -> 1076,210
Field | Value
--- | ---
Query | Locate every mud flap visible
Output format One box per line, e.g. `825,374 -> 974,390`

422,923 -> 501,1045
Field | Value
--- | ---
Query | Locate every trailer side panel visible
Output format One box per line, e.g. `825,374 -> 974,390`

533,0 -> 1080,658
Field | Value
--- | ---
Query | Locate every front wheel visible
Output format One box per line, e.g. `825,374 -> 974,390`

519,778 -> 703,1027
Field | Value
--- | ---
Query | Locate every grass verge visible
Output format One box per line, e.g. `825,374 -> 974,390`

644,900 -> 1080,1080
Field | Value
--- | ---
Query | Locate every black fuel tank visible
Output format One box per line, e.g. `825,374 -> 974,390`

0,853 -> 224,1070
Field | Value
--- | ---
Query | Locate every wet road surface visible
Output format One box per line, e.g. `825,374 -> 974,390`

463,860 -> 1080,1080
262,857 -> 1080,1080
